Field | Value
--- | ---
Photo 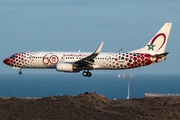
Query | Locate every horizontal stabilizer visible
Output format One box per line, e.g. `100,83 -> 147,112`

152,52 -> 169,58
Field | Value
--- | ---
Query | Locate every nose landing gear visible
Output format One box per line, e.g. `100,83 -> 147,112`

82,70 -> 92,77
18,71 -> 22,75
13,67 -> 22,75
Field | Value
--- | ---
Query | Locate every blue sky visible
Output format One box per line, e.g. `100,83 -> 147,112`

0,0 -> 180,74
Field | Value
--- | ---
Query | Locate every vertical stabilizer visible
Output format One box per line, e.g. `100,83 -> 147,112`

130,23 -> 172,55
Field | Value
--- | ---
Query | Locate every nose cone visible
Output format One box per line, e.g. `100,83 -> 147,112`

3,58 -> 10,65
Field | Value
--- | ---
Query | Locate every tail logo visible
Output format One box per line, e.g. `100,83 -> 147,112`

147,33 -> 166,51
147,43 -> 155,50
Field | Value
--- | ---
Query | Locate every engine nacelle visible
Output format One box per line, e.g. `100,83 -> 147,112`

56,63 -> 79,72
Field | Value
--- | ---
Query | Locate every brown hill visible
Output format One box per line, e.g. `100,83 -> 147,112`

0,92 -> 180,120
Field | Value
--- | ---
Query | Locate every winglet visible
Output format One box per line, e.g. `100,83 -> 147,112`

73,42 -> 104,65
94,42 -> 104,54
119,47 -> 124,53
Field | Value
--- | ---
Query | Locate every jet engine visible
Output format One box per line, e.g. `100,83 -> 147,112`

56,63 -> 79,72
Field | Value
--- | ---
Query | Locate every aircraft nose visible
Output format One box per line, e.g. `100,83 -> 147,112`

3,58 -> 10,65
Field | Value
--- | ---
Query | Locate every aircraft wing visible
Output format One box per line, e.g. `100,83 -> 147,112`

73,42 -> 104,68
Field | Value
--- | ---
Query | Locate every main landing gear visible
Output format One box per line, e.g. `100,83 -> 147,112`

18,70 -> 22,75
82,70 -> 92,77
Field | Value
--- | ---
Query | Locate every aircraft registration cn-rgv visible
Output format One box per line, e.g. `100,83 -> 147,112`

3,23 -> 172,77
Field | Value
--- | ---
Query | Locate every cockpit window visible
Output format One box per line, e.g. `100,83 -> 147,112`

10,55 -> 16,58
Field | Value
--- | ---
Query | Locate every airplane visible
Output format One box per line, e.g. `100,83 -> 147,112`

3,23 -> 172,77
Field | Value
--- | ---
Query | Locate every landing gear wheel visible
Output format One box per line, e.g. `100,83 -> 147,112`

82,71 -> 87,77
87,72 -> 92,77
18,71 -> 22,75
82,71 -> 92,77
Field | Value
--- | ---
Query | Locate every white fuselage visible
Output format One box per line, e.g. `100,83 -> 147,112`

4,51 -> 166,72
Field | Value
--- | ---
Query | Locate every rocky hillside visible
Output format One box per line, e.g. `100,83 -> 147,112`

0,92 -> 180,120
